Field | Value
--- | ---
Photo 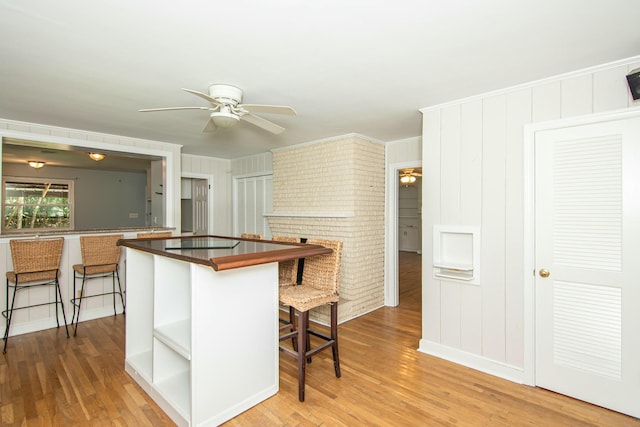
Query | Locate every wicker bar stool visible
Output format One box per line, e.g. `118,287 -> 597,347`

136,232 -> 172,239
3,237 -> 68,353
279,238 -> 343,402
272,235 -> 301,339
71,234 -> 124,335
240,233 -> 263,240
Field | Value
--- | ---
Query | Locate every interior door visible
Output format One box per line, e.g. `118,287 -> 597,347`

191,178 -> 208,235
534,114 -> 640,417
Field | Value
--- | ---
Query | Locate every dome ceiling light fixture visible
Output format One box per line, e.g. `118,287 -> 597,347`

88,152 -> 106,161
27,160 -> 45,169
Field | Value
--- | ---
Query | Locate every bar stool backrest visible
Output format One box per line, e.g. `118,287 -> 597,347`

79,234 -> 124,271
240,233 -> 263,240
272,235 -> 300,285
9,237 -> 64,279
136,232 -> 172,239
301,239 -> 343,294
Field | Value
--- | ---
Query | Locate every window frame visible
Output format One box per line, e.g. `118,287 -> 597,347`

2,176 -> 75,233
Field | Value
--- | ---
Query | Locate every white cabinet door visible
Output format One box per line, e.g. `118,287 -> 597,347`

535,114 -> 640,418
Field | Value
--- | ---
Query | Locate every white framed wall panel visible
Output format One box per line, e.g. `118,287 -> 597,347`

504,88 -> 532,368
422,110 -> 442,343
480,94 -> 507,363
441,105 -> 462,224
561,74 -> 593,117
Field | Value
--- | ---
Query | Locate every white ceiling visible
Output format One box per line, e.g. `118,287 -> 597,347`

0,1 -> 638,160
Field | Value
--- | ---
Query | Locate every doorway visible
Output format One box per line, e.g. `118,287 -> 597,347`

180,175 -> 212,235
386,161 -> 422,307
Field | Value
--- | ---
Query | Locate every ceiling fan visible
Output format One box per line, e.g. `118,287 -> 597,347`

399,168 -> 422,186
139,84 -> 296,134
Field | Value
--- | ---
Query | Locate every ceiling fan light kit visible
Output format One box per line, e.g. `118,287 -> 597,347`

139,84 -> 295,134
210,110 -> 240,128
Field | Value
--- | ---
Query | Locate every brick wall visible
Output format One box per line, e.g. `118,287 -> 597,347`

268,135 -> 385,323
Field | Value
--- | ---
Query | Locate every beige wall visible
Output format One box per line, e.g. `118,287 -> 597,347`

419,55 -> 640,381
268,135 -> 385,322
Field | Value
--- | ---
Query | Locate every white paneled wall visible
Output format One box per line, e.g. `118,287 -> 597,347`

419,55 -> 640,382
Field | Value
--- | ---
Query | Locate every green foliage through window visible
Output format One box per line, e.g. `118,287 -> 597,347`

4,179 -> 72,230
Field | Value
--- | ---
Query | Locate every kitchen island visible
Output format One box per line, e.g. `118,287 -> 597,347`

118,235 -> 330,427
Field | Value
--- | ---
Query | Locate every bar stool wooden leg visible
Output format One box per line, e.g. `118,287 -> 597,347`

330,302 -> 341,378
297,310 -> 309,402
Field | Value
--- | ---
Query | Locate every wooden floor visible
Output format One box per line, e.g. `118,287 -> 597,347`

1,251 -> 638,426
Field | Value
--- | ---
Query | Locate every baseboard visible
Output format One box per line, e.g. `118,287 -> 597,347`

418,339 -> 526,384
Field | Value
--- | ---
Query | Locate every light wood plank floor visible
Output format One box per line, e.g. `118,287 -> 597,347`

1,251 -> 638,426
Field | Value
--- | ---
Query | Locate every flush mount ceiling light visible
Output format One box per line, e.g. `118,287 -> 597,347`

210,107 -> 240,128
27,160 -> 45,169
88,152 -> 105,161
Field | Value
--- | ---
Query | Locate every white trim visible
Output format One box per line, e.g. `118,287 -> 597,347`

270,132 -> 385,154
263,212 -> 355,218
522,107 -> 640,387
181,172 -> 214,235
385,159 -> 422,307
420,55 -> 640,113
418,339 -> 525,384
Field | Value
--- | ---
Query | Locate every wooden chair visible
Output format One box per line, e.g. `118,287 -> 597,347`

71,234 -> 124,336
240,233 -> 263,240
136,232 -> 172,239
278,238 -> 343,402
3,237 -> 68,353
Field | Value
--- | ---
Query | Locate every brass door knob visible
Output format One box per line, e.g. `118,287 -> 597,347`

539,269 -> 550,278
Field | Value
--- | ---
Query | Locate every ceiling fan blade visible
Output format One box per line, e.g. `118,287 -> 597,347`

202,117 -> 217,132
182,88 -> 222,105
139,106 -> 210,112
241,113 -> 285,134
240,104 -> 296,116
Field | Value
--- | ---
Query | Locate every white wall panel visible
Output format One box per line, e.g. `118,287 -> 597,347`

459,100 -> 484,353
532,81 -> 562,122
593,65 -> 630,112
387,137 -> 422,164
422,110 -> 442,342
441,282 -> 461,348
504,88 -> 532,367
460,100 -> 483,226
481,94 -> 507,362
441,105 -> 462,224
561,74 -> 593,118
460,285 -> 482,353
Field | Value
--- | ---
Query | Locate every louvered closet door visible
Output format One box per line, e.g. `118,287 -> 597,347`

535,114 -> 640,418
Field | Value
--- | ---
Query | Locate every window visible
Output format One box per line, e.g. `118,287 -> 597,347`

3,177 -> 74,231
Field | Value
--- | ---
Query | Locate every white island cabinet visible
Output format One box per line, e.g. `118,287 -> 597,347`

120,236 -> 330,426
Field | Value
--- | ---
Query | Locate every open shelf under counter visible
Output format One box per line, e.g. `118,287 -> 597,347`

154,370 -> 191,423
154,319 -> 191,360
120,235 -> 330,427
